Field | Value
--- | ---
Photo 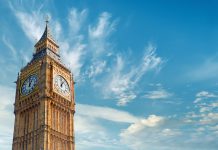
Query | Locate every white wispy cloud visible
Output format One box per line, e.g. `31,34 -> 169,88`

88,12 -> 117,57
119,115 -> 184,150
89,12 -> 115,39
196,91 -> 217,98
199,113 -> 218,125
56,10 -> 116,81
59,8 -> 90,79
103,43 -> 163,106
75,114 -> 122,150
76,104 -> 179,150
182,90 -> 218,148
83,12 -> 118,83
135,43 -> 163,82
61,42 -> 86,78
120,115 -> 165,136
187,56 -> 218,81
185,103 -> 218,125
161,128 -> 181,137
76,103 -> 139,123
120,113 -> 218,150
210,102 -> 218,108
9,2 -> 62,47
87,60 -> 107,78
9,2 -> 65,68
75,103 -> 141,149
10,7 -> 43,42
53,21 -> 62,39
68,8 -> 88,34
144,88 -> 172,100
104,55 -> 137,106
2,36 -> 17,59
0,85 -> 15,150
194,91 -> 217,103
75,114 -> 105,134
1,34 -> 32,72
119,90 -> 218,150
76,130 -> 122,150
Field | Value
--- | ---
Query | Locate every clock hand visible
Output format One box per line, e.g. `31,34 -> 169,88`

28,80 -> 31,87
61,82 -> 64,87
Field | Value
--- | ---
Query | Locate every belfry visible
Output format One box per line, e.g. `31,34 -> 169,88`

12,20 -> 75,150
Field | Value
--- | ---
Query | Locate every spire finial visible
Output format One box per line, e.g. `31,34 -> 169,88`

45,15 -> 50,25
34,14 -> 59,54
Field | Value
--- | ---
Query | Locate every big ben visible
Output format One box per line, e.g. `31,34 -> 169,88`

12,20 -> 75,150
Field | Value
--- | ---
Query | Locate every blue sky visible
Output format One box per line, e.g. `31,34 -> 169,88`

0,0 -> 218,149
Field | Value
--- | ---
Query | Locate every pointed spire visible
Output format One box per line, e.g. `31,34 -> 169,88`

34,18 -> 59,54
35,19 -> 56,45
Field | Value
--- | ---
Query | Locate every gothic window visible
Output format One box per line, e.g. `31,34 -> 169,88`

59,111 -> 62,132
64,141 -> 66,150
27,111 -> 29,134
34,108 -> 38,129
51,106 -> 53,129
63,112 -> 65,134
23,113 -> 26,135
53,140 -> 55,150
53,107 -> 55,129
54,108 -> 57,130
35,135 -> 38,150
50,136 -> 53,150
60,111 -> 64,133
56,110 -> 58,131
67,112 -> 70,133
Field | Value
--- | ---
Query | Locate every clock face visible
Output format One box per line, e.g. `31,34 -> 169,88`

54,75 -> 70,95
21,74 -> 38,95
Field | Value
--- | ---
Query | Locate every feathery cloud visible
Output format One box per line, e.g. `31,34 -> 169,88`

144,88 -> 172,100
103,43 -> 163,106
87,60 -> 107,78
11,9 -> 43,42
61,42 -> 86,78
68,8 -> 88,34
88,12 -> 117,57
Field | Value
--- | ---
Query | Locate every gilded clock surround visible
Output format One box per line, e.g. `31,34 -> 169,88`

12,21 -> 75,150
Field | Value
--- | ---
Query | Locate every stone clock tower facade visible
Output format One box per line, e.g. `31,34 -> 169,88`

12,21 -> 75,150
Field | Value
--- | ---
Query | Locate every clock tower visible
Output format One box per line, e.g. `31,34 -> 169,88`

12,21 -> 75,150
